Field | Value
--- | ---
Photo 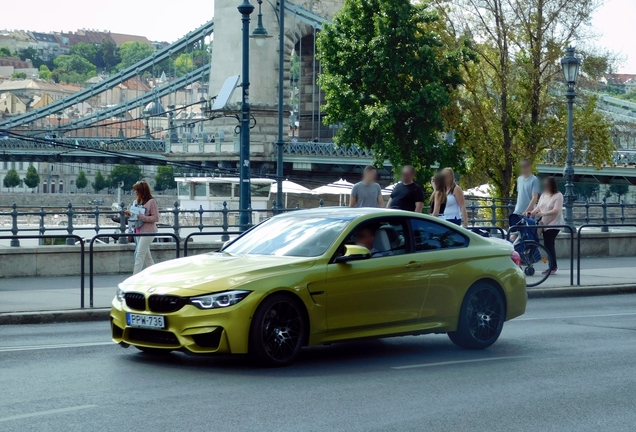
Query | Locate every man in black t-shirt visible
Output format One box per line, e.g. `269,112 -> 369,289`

386,166 -> 425,212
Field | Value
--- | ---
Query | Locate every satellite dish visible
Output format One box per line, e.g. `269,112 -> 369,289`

211,75 -> 240,111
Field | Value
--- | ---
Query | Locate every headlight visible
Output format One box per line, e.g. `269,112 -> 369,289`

116,288 -> 125,302
190,290 -> 250,309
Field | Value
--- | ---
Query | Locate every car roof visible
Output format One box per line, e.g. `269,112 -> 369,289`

275,207 -> 426,221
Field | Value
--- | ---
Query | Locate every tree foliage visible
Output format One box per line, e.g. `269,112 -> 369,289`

70,42 -> 99,65
154,166 -> 177,192
92,170 -> 109,193
440,0 -> 613,198
108,165 -> 142,191
76,170 -> 88,190
118,42 -> 155,70
608,184 -> 629,200
18,47 -> 44,68
99,39 -> 121,71
23,165 -> 40,191
3,168 -> 21,190
11,72 -> 27,79
52,54 -> 97,83
0,47 -> 11,57
39,65 -> 52,80
317,0 -> 474,178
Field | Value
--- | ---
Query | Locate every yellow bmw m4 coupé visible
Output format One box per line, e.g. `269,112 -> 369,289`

111,207 -> 526,366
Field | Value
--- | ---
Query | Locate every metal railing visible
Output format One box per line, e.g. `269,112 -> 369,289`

88,232 -> 181,308
0,234 -> 85,307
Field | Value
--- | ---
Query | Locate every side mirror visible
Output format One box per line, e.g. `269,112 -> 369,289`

334,244 -> 371,263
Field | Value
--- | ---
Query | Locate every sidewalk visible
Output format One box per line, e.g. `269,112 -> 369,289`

0,257 -> 634,316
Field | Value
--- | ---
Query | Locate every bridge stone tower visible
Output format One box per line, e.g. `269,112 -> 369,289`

201,0 -> 344,175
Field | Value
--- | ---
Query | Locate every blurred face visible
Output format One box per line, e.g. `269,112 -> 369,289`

363,169 -> 376,183
354,228 -> 375,250
543,178 -> 551,193
401,167 -> 414,183
520,161 -> 532,177
444,171 -> 453,187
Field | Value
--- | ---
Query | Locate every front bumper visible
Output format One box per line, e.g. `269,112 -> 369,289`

110,296 -> 256,354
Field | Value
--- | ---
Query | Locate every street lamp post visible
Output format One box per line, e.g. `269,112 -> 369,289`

237,0 -> 271,229
274,0 -> 286,211
560,46 -> 581,229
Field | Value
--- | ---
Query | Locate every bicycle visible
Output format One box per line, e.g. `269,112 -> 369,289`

509,215 -> 553,288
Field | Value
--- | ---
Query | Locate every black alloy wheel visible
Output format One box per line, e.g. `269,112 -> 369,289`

250,294 -> 305,367
448,282 -> 505,350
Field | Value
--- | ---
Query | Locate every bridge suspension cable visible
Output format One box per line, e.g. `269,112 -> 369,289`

0,19 -> 215,130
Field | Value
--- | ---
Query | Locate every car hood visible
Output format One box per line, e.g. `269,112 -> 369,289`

120,253 -> 317,296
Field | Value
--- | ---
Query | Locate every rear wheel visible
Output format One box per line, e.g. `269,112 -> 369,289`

249,294 -> 305,367
448,282 -> 505,350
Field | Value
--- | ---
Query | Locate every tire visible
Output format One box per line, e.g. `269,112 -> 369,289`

249,294 -> 306,367
448,282 -> 505,350
135,346 -> 173,355
521,241 -> 551,288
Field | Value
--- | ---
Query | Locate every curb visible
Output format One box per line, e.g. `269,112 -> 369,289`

528,284 -> 636,299
2,285 -> 635,325
0,308 -> 110,325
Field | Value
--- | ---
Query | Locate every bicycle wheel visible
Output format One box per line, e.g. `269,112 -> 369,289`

519,241 -> 552,287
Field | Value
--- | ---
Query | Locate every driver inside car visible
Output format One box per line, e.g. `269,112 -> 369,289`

354,225 -> 392,257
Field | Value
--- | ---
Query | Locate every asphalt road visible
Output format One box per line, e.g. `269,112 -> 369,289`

1,295 -> 636,432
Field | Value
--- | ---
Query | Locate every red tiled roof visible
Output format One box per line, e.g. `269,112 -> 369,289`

605,74 -> 636,85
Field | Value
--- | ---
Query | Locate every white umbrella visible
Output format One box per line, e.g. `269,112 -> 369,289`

311,179 -> 354,206
466,184 -> 492,198
381,183 -> 397,196
270,180 -> 311,208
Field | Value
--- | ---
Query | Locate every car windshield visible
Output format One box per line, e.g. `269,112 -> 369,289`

223,216 -> 350,257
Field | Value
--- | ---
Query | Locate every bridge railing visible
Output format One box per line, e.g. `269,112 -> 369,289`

2,198 -> 635,247
0,200 -> 314,247
0,137 -> 165,152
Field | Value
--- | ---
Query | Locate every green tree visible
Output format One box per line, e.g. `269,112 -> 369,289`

92,170 -> 109,193
38,64 -> 52,80
442,0 -> 615,198
117,41 -> 155,70
3,168 -> 21,190
23,165 -> 40,192
18,47 -> 43,68
609,184 -> 629,201
317,0 -> 472,177
76,170 -> 88,191
0,47 -> 11,57
70,42 -> 99,65
154,166 -> 177,192
11,72 -> 27,79
52,54 -> 97,84
174,53 -> 194,77
98,39 -> 120,71
108,164 -> 142,191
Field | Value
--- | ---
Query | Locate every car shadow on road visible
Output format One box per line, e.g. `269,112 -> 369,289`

117,334 -> 527,378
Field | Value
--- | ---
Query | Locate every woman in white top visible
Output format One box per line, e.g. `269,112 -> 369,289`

530,176 -> 564,274
442,168 -> 468,228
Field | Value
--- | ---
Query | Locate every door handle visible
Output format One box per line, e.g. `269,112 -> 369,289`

405,261 -> 422,269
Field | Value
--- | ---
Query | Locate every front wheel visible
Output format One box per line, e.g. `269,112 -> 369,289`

520,241 -> 552,287
448,282 -> 505,350
249,294 -> 305,367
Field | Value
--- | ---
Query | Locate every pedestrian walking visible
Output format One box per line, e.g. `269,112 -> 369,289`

386,166 -> 425,212
441,167 -> 468,227
350,166 -> 384,208
514,158 -> 541,219
430,172 -> 447,217
124,181 -> 159,275
530,176 -> 563,275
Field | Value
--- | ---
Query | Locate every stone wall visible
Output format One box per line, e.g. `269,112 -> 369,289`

0,242 -> 223,278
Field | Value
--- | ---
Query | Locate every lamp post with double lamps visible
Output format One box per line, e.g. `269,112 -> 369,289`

560,46 -> 581,229
237,0 -> 271,229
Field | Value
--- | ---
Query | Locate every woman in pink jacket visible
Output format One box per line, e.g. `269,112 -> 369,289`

125,181 -> 159,275
530,177 -> 564,275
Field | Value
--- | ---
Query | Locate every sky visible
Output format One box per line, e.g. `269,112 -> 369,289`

3,0 -> 636,72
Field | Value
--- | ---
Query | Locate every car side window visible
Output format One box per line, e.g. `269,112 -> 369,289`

410,218 -> 468,252
337,218 -> 408,259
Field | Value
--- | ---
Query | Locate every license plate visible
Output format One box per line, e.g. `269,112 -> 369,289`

126,313 -> 166,329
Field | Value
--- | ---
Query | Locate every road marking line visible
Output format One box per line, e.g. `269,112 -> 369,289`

0,342 -> 112,353
0,405 -> 97,423
514,312 -> 636,321
392,356 -> 529,370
